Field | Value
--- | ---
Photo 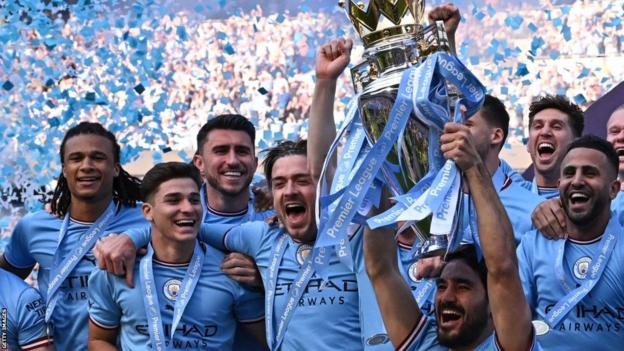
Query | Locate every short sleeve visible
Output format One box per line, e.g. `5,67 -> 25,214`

16,287 -> 50,348
398,316 -> 441,351
3,219 -> 36,269
125,225 -> 152,249
87,269 -> 122,329
516,236 -> 537,311
198,223 -> 237,251
223,222 -> 267,258
233,285 -> 265,323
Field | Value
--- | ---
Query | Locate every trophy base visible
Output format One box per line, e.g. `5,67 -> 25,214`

417,235 -> 449,258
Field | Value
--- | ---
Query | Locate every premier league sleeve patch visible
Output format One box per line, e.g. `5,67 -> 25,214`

366,333 -> 390,345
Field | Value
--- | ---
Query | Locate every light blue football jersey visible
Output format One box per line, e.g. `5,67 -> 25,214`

612,191 -> 624,223
461,163 -> 543,247
0,268 -> 51,351
499,160 -> 559,200
3,204 -> 146,351
222,221 -> 363,350
517,217 -> 624,350
88,242 -> 264,350
199,184 -> 275,226
127,220 -> 392,350
199,184 -> 274,351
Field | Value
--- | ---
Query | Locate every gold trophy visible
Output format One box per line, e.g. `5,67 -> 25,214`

340,0 -> 457,256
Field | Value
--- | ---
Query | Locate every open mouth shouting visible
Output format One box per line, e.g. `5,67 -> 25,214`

567,190 -> 591,211
437,304 -> 465,330
536,142 -> 556,163
615,147 -> 624,163
284,202 -> 307,226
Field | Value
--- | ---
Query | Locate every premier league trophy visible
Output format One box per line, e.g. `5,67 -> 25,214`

338,0 -> 468,256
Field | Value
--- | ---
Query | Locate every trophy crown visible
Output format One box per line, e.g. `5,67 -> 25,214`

339,0 -> 425,47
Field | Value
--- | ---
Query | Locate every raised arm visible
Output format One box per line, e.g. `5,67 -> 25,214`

428,3 -> 460,55
308,38 -> 352,183
440,122 -> 533,351
364,200 -> 422,348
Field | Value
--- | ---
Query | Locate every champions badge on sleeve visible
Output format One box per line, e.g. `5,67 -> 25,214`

313,0 -> 486,277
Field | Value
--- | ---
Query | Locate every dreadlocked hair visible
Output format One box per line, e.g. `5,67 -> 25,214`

51,122 -> 142,216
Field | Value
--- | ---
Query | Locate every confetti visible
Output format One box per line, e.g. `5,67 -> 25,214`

2,81 -> 14,91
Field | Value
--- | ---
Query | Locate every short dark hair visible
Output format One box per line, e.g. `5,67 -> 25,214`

528,95 -> 584,137
444,245 -> 488,292
480,94 -> 509,148
51,122 -> 141,216
262,139 -> 307,189
196,114 -> 256,154
141,162 -> 202,201
565,135 -> 619,179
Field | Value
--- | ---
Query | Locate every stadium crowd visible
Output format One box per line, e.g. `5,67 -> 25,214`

0,0 -> 623,350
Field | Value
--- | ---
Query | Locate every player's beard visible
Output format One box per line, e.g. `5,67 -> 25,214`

437,298 -> 490,349
562,187 -> 608,226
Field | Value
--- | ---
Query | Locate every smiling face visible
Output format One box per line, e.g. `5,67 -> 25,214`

435,260 -> 491,349
270,155 -> 317,243
606,109 -> 624,179
62,134 -> 120,204
559,148 -> 619,226
193,129 -> 257,198
527,109 -> 576,184
142,178 -> 203,244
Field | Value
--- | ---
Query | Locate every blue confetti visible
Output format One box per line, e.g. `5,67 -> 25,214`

48,117 -> 60,127
552,17 -> 562,28
561,24 -> 572,41
527,22 -> 538,32
258,87 -> 269,95
573,94 -> 587,105
176,25 -> 188,41
2,81 -> 14,91
177,150 -> 190,163
134,84 -> 145,94
504,16 -> 523,30
152,151 -> 163,164
577,68 -> 590,79
223,43 -> 235,55
530,36 -> 545,53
